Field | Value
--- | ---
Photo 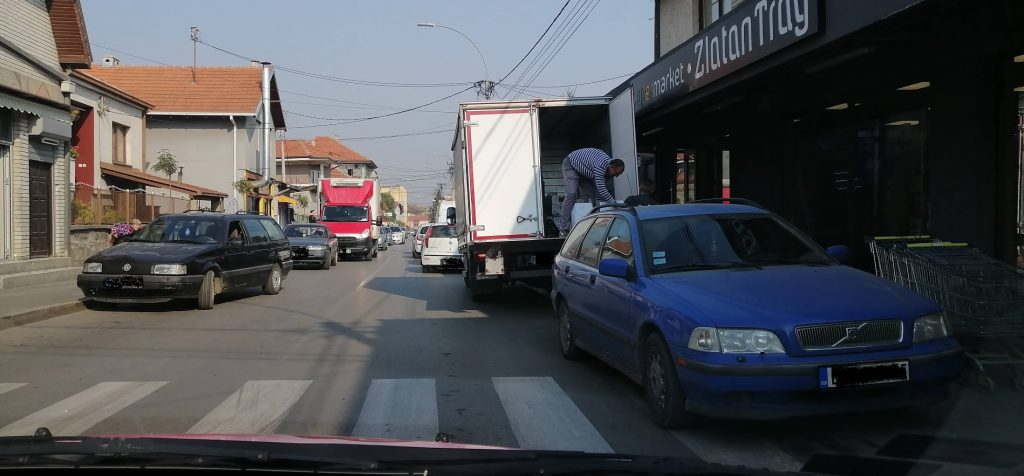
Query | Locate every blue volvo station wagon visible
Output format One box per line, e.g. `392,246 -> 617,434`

551,201 -> 963,427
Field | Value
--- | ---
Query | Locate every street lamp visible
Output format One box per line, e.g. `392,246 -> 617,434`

417,22 -> 494,99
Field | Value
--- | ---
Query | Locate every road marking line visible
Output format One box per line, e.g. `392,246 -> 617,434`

352,378 -> 438,440
188,380 -> 312,434
0,381 -> 167,436
671,430 -> 802,472
492,376 -> 613,453
0,383 -> 26,396
358,250 -> 396,289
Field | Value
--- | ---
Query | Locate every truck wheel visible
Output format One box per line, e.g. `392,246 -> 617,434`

197,271 -> 216,310
263,264 -> 283,295
363,251 -> 373,261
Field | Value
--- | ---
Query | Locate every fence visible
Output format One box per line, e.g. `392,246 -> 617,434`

72,186 -> 193,225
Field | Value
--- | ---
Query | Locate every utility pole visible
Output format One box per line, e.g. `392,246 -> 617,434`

190,26 -> 200,84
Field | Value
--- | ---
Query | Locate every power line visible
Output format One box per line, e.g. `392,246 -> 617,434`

90,42 -> 173,66
282,99 -> 451,114
197,39 -> 474,88
509,0 -> 602,100
502,0 -> 589,98
287,85 -> 474,128
528,72 -> 632,88
494,0 -> 573,86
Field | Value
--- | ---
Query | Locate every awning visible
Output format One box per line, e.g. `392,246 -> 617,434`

0,91 -> 72,124
277,195 -> 298,205
100,163 -> 228,199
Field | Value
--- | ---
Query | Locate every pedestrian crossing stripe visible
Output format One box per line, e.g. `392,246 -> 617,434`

0,383 -> 26,396
0,381 -> 167,437
188,380 -> 312,434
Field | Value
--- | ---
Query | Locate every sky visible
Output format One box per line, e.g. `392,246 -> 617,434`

81,0 -> 654,204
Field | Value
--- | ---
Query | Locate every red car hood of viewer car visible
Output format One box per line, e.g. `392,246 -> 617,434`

97,433 -> 517,451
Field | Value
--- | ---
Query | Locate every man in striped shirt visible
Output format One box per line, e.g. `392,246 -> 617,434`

558,148 -> 625,235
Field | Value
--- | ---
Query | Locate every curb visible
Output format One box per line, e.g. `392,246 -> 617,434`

0,301 -> 86,331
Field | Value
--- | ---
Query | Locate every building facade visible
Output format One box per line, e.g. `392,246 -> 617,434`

624,0 -> 1024,268
77,63 -> 286,214
276,136 -> 377,218
381,185 -> 408,224
0,0 -> 89,261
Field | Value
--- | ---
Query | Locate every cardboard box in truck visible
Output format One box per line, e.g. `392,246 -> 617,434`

451,90 -> 639,300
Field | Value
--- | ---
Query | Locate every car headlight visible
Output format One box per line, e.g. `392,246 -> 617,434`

307,245 -> 326,251
914,312 -> 950,343
361,229 -> 371,239
152,264 -> 187,275
687,327 -> 785,353
83,262 -> 102,273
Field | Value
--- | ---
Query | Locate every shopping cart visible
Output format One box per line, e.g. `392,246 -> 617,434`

868,236 -> 1024,392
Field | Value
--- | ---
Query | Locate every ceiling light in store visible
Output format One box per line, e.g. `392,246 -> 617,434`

1014,54 -> 1024,63
825,103 -> 849,110
897,82 -> 931,91
884,120 -> 920,126
792,118 -> 801,122
1014,86 -> 1024,92
641,127 -> 664,137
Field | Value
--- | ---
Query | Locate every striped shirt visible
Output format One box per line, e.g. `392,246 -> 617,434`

566,148 -> 614,201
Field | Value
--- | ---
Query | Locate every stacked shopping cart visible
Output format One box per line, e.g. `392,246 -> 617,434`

868,236 -> 1024,391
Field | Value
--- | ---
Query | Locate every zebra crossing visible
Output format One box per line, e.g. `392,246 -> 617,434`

0,375 -> 814,468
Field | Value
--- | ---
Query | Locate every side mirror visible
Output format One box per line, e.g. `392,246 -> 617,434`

598,258 -> 632,280
826,245 -> 850,264
228,238 -> 244,248
374,218 -> 383,226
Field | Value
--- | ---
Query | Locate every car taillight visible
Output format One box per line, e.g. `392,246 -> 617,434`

424,228 -> 433,248
475,253 -> 487,263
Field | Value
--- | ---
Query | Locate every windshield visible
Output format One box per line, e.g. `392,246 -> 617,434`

642,214 -> 832,273
284,225 -> 329,238
322,206 -> 368,222
133,217 -> 224,244
11,2 -> 1017,474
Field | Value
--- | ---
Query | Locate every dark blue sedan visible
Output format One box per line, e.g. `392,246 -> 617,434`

551,202 -> 963,427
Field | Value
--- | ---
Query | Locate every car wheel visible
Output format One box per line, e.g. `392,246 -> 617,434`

331,252 -> 338,266
558,301 -> 580,360
421,264 -> 430,273
363,251 -> 372,261
263,264 -> 283,295
197,271 -> 216,310
321,257 -> 331,270
644,333 -> 696,428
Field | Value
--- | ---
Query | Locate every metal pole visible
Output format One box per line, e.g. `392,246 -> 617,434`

262,62 -> 272,215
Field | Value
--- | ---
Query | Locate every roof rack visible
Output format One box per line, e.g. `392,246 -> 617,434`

234,211 -> 265,215
182,208 -> 218,213
689,197 -> 764,209
589,202 -> 639,216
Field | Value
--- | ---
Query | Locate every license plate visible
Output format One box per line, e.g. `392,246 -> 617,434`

819,361 -> 909,388
104,276 -> 143,289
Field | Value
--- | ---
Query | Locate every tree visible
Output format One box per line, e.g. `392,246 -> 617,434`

380,192 -> 397,216
151,149 -> 178,179
151,149 -> 180,212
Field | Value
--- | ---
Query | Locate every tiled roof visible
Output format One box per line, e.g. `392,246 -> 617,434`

276,136 -> 374,166
76,65 -> 286,128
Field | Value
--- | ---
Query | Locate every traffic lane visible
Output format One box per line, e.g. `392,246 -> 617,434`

353,251 -> 693,457
0,253 -> 401,436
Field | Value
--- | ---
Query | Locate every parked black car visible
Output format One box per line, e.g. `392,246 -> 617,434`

78,212 -> 294,310
283,224 -> 338,269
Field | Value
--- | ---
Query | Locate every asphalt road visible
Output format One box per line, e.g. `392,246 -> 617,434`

0,246 -> 1021,474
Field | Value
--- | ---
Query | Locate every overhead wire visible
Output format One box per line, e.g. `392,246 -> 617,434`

493,0 -> 573,87
502,0 -> 589,98
509,0 -> 603,100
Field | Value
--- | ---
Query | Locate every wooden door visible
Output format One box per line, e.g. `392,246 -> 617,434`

29,161 -> 52,258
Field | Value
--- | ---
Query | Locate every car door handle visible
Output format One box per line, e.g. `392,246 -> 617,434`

564,266 -> 573,277
588,274 -> 596,285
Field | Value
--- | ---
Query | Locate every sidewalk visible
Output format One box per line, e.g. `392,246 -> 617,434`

0,281 -> 85,331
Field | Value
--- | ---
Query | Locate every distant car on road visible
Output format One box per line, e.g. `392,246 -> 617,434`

551,201 -> 963,427
421,223 -> 461,272
388,226 -> 406,245
412,224 -> 428,259
78,212 -> 293,310
283,224 -> 338,269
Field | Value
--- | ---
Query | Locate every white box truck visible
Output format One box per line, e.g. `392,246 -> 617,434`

451,90 -> 639,300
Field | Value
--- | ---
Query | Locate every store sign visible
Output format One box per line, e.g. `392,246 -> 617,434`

634,0 -> 820,114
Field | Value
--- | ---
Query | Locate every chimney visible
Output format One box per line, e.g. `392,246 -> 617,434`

311,138 -> 316,148
102,55 -> 120,67
250,60 -> 260,67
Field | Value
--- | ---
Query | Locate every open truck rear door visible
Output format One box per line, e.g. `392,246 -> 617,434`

609,86 -> 639,201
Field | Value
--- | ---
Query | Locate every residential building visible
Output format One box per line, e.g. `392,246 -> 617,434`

76,62 -> 286,214
276,135 -> 376,216
67,69 -> 226,223
381,185 -> 408,224
0,0 -> 88,263
621,0 -> 1024,268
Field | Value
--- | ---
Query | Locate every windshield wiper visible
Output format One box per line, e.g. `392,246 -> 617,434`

165,239 -> 204,244
657,262 -> 763,273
